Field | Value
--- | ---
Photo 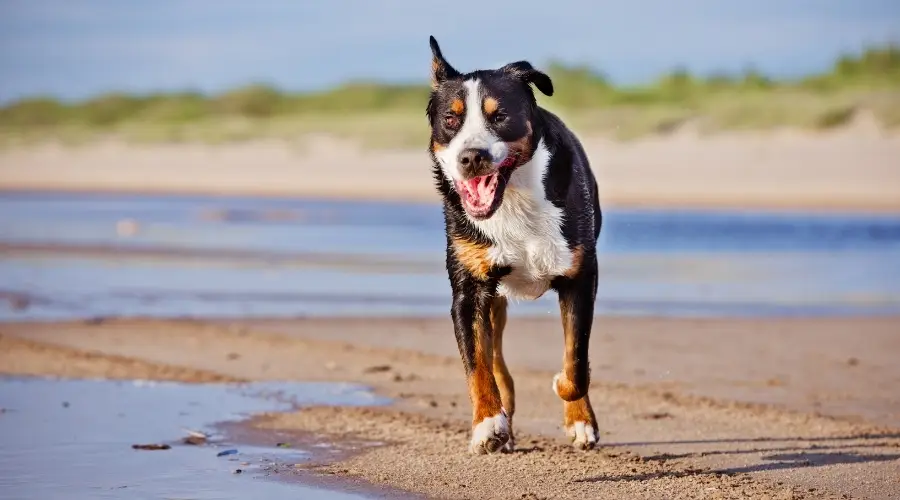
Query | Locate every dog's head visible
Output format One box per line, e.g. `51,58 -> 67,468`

426,35 -> 554,221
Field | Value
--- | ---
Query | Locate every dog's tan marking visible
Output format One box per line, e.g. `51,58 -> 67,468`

451,237 -> 493,281
450,98 -> 465,115
470,311 -> 504,425
483,96 -> 499,115
432,140 -> 447,153
563,394 -> 596,428
563,245 -> 585,278
490,295 -> 515,450
431,59 -> 441,89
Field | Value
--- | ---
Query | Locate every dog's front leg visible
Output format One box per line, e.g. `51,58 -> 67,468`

552,252 -> 599,450
451,280 -> 510,454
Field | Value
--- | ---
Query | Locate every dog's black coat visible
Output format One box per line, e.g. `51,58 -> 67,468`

425,35 -> 602,452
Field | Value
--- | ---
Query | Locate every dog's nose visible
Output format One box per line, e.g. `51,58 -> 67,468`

458,148 -> 489,167
458,148 -> 491,177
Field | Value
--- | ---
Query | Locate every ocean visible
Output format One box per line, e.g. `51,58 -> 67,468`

2,191 -> 899,321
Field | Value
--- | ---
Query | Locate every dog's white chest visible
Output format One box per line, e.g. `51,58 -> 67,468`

474,188 -> 573,301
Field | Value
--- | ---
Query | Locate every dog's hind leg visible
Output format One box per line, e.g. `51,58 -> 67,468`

552,253 -> 599,450
490,295 -> 516,453
451,281 -> 510,455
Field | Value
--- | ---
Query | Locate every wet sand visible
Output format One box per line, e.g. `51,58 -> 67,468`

2,122 -> 900,213
2,316 -> 898,499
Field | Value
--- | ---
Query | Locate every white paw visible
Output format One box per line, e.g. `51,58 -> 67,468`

565,420 -> 598,450
469,409 -> 511,455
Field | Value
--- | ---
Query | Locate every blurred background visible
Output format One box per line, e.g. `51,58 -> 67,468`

1,0 -> 899,321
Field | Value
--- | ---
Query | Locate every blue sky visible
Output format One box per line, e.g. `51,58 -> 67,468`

1,1 -> 898,103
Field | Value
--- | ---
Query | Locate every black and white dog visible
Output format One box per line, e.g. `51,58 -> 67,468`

426,36 -> 603,454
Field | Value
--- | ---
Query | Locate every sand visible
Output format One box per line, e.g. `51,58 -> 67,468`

2,316 -> 898,499
2,120 -> 900,213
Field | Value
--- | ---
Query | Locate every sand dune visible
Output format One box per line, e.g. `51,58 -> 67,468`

2,119 -> 899,212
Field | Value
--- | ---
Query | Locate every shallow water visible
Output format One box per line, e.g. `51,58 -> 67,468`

1,191 -> 899,320
0,376 -> 390,500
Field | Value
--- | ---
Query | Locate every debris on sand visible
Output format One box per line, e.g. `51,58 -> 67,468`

183,435 -> 207,445
362,364 -> 392,374
217,449 -> 238,457
392,372 -> 419,382
276,442 -> 292,448
636,411 -> 674,420
182,428 -> 209,445
132,443 -> 171,451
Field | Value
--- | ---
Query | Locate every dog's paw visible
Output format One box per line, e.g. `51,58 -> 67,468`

565,420 -> 597,451
500,435 -> 516,454
469,409 -> 511,455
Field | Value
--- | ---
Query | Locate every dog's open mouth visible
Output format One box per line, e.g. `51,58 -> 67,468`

455,156 -> 517,220
456,174 -> 500,219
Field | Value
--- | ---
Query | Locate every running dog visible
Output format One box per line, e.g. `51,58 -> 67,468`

426,36 -> 603,454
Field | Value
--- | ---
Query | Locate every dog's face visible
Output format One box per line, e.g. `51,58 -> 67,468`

427,36 -> 554,220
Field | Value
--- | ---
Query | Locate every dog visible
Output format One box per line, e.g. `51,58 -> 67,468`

426,35 -> 603,455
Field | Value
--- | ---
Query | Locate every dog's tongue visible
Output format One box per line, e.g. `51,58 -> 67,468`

462,175 -> 495,208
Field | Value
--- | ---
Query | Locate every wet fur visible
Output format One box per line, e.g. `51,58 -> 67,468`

426,36 -> 602,453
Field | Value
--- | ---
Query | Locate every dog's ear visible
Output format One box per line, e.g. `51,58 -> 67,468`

429,35 -> 460,89
501,61 -> 554,97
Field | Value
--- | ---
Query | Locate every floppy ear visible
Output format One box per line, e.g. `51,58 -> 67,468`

429,35 -> 460,89
501,61 -> 554,97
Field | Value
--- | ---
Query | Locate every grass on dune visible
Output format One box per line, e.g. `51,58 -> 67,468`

1,45 -> 898,149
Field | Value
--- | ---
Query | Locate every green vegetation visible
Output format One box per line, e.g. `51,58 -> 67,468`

1,45 -> 898,148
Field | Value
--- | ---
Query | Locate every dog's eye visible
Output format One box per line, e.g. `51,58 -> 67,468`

491,111 -> 508,124
444,114 -> 460,129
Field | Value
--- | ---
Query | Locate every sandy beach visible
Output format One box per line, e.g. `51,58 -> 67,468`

2,316 -> 898,499
2,120 -> 900,213
2,120 -> 899,498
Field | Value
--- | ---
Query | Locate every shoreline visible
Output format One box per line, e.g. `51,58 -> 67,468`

215,414 -> 426,500
2,316 -> 898,499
